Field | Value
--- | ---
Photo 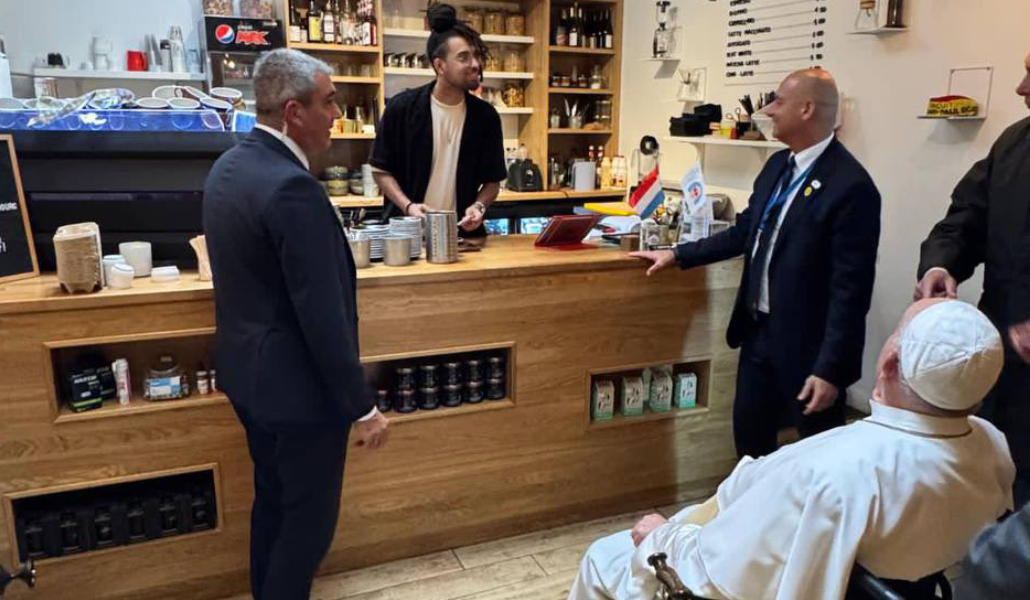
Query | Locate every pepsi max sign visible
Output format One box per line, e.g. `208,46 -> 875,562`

215,24 -> 236,44
204,16 -> 284,52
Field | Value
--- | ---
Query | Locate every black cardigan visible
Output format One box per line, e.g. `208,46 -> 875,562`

369,81 -> 507,237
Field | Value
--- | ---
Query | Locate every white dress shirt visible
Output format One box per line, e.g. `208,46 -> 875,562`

752,133 -> 835,313
569,400 -> 1014,600
253,124 -> 378,423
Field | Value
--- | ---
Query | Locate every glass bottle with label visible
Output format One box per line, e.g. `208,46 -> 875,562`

555,8 -> 568,46
568,4 -> 580,47
323,0 -> 337,44
289,4 -> 303,43
307,0 -> 323,43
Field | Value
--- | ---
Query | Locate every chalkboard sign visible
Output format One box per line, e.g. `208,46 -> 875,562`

0,135 -> 39,283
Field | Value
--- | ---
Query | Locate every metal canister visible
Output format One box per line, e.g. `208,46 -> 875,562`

376,389 -> 392,413
425,211 -> 459,264
486,378 -> 506,400
444,361 -> 462,385
396,366 -> 415,391
442,383 -> 463,407
395,389 -> 416,413
418,386 -> 439,410
419,364 -> 438,389
466,359 -> 483,383
466,381 -> 484,404
488,356 -> 505,379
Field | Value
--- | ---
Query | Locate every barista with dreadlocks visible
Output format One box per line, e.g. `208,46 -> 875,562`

370,3 -> 507,238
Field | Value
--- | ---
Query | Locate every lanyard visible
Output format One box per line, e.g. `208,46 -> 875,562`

757,161 -> 816,232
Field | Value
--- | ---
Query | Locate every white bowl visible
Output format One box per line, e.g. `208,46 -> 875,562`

136,97 -> 170,109
0,97 -> 25,110
169,97 -> 201,110
210,87 -> 242,102
152,85 -> 181,100
200,98 -> 232,111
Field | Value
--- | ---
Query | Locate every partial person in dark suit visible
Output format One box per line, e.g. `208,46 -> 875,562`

953,503 -> 1030,600
914,52 -> 1030,508
203,48 -> 389,600
632,69 -> 881,459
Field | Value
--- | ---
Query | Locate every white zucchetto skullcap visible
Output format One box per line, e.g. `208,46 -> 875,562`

899,300 -> 1003,411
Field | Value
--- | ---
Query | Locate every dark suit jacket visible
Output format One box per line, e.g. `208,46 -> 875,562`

203,129 -> 373,430
368,81 -> 508,237
674,138 -> 881,392
919,117 -> 1030,344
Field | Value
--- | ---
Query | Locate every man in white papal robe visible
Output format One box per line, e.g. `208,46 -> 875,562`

569,299 -> 1015,600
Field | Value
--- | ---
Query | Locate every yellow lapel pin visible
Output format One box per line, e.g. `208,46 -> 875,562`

804,186 -> 813,197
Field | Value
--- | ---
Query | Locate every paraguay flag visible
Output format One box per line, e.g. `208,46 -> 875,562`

629,167 -> 664,218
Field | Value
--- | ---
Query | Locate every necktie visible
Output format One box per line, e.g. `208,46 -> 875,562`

746,156 -> 796,319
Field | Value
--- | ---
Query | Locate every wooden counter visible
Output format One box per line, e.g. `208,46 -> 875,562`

0,236 -> 742,600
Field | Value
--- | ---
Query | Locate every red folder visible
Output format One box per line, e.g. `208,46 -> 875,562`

534,214 -> 602,250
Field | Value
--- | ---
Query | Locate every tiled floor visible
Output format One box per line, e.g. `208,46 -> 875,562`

220,501 -> 699,600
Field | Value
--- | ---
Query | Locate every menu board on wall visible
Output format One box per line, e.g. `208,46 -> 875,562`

0,135 -> 39,283
725,0 -> 828,87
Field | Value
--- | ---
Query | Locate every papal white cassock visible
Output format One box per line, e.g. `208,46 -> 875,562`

569,401 -> 1014,600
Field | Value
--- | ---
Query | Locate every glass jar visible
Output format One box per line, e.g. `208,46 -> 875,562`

550,108 -> 561,129
595,98 -> 613,129
484,11 -> 506,35
551,73 -> 561,87
503,48 -> 524,73
466,359 -> 483,383
505,13 -> 526,36
590,65 -> 604,90
462,7 -> 484,33
240,0 -> 274,18
202,0 -> 234,16
503,82 -> 524,107
485,54 -> 503,73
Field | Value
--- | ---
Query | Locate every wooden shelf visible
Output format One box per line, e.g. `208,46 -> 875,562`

549,128 -> 613,135
663,136 -> 785,149
32,68 -> 206,81
331,132 -> 376,140
55,393 -> 229,424
390,398 -> 515,424
330,195 -> 384,208
564,188 -> 626,199
331,76 -> 381,84
548,87 -> 614,95
589,405 -> 710,430
384,67 -> 534,80
549,45 -> 616,56
288,42 -> 381,53
495,107 -> 534,115
383,28 -> 535,45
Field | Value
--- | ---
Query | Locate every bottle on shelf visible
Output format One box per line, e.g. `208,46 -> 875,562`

307,0 -> 323,43
298,2 -> 310,42
568,4 -> 580,48
587,10 -> 597,49
361,0 -> 377,47
604,9 -> 614,49
555,8 -> 568,46
323,0 -> 337,44
289,3 -> 303,43
601,154 -> 613,189
341,0 -> 356,45
588,145 -> 595,162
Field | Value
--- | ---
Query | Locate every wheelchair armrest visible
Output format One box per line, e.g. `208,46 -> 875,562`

648,553 -> 711,600
849,564 -> 905,600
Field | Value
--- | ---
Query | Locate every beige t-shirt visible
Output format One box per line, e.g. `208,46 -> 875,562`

423,94 -> 467,212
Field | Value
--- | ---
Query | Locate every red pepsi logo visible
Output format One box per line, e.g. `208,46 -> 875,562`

215,24 -> 235,44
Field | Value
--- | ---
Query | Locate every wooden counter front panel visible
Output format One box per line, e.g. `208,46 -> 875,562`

0,259 -> 741,600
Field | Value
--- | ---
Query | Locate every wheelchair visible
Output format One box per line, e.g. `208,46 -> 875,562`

0,560 -> 35,599
648,553 -> 952,600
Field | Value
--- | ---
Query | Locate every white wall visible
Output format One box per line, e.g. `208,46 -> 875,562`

0,0 -> 205,96
620,0 -> 1029,406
